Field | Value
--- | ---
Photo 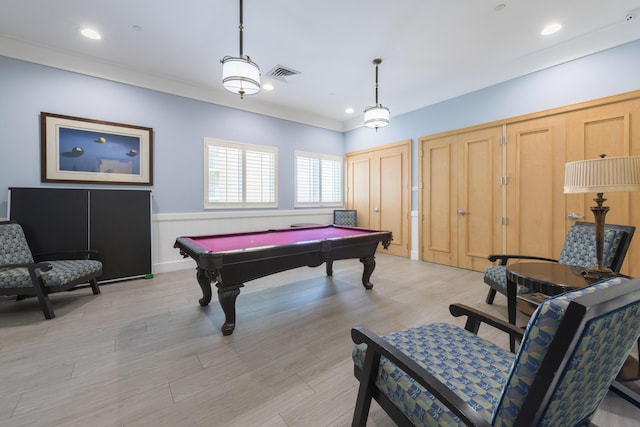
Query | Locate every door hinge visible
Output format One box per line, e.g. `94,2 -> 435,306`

500,135 -> 507,145
500,176 -> 508,185
501,217 -> 508,225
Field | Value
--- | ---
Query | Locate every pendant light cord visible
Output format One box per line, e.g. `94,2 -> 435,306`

238,0 -> 244,57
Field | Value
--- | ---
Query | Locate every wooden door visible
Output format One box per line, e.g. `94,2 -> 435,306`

457,128 -> 502,271
373,143 -> 411,257
565,99 -> 640,276
421,135 -> 458,265
346,141 -> 411,258
345,152 -> 372,228
505,115 -> 567,260
420,127 -> 500,271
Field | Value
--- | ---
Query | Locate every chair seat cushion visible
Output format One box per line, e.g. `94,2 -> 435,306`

0,260 -> 102,289
484,265 -> 532,296
353,322 -> 515,426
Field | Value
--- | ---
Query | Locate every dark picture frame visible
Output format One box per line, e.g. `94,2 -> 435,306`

40,112 -> 153,185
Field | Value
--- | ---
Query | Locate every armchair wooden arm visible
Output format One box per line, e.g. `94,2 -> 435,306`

487,254 -> 558,265
0,262 -> 53,272
352,326 -> 492,427
449,303 -> 524,343
33,249 -> 99,261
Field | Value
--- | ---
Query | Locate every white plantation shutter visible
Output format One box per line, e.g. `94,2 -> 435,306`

204,138 -> 277,208
296,155 -> 320,203
321,157 -> 341,203
245,149 -> 276,204
295,151 -> 342,207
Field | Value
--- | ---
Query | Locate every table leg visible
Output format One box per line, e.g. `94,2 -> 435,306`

360,256 -> 376,289
216,283 -> 243,336
196,268 -> 213,306
506,277 -> 517,352
326,260 -> 334,276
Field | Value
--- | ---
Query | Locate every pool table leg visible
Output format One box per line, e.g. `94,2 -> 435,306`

360,256 -> 376,289
326,260 -> 334,276
217,284 -> 242,336
196,268 -> 213,306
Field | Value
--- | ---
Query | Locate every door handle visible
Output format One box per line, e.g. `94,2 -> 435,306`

373,207 -> 380,212
457,210 -> 467,216
568,212 -> 584,220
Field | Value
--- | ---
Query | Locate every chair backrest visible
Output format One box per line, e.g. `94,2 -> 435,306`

0,221 -> 34,265
558,222 -> 635,271
333,209 -> 357,227
492,276 -> 640,426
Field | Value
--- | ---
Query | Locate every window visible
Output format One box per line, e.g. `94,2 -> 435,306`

295,151 -> 342,207
204,138 -> 277,209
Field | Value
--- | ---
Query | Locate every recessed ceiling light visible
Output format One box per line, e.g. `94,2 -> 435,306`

345,108 -> 354,114
262,83 -> 274,91
541,23 -> 562,35
80,28 -> 102,40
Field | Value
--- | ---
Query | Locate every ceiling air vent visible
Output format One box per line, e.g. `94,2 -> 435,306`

266,65 -> 301,82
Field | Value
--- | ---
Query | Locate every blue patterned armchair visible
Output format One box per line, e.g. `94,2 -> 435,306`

334,209 -> 358,227
0,221 -> 102,319
351,276 -> 640,426
483,222 -> 634,305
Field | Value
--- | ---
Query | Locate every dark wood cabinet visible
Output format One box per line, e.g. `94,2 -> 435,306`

9,187 -> 151,282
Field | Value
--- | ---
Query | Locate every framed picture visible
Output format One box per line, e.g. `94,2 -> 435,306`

40,112 -> 153,185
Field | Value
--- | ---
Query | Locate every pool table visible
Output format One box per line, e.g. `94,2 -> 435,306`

174,225 -> 392,335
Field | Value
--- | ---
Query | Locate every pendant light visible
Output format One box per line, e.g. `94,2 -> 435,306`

363,58 -> 390,130
221,0 -> 260,99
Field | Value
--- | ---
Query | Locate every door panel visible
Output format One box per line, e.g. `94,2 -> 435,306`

421,136 -> 458,265
346,141 -> 411,258
458,128 -> 501,271
376,144 -> 410,257
346,154 -> 371,228
506,115 -> 566,259
566,100 -> 640,276
421,127 -> 500,272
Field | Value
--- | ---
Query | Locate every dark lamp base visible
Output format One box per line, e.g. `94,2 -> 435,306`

581,266 -> 616,280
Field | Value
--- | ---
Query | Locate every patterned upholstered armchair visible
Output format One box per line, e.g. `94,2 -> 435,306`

333,209 -> 357,227
483,222 -> 634,305
0,221 -> 102,319
351,276 -> 640,426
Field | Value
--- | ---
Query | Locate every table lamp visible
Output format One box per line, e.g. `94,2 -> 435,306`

564,155 -> 640,279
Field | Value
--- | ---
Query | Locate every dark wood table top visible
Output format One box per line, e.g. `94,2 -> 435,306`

506,262 -> 599,296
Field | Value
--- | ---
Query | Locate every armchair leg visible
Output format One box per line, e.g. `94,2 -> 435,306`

90,279 -> 101,295
352,377 -> 374,427
352,349 -> 383,427
32,285 -> 55,319
27,270 -> 56,319
486,288 -> 497,305
36,295 -> 55,319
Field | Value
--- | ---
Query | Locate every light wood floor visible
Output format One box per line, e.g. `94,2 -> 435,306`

1,254 -> 639,426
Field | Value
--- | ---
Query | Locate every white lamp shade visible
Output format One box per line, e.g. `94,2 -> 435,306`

564,156 -> 640,194
363,105 -> 390,129
221,56 -> 261,96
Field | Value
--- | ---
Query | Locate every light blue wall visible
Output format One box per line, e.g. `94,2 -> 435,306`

345,39 -> 640,209
0,55 -> 344,215
2,39 -> 640,217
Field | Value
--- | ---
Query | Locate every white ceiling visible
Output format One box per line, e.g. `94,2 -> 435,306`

1,0 -> 640,131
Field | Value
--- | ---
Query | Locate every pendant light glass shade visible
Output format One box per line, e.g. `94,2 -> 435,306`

364,105 -> 390,129
221,56 -> 261,98
221,0 -> 260,99
364,58 -> 389,130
